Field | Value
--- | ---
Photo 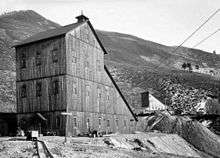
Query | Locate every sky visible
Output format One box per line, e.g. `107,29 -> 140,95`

0,0 -> 220,53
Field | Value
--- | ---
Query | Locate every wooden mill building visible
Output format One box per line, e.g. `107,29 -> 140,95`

14,15 -> 137,136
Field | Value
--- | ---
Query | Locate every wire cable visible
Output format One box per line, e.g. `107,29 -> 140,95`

193,28 -> 220,48
172,9 -> 220,54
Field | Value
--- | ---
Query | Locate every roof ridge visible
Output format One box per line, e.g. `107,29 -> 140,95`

13,21 -> 85,47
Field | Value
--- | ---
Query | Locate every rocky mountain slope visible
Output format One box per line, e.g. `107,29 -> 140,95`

0,10 -> 220,112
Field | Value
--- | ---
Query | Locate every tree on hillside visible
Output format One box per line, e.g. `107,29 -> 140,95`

186,63 -> 192,72
181,63 -> 187,70
195,65 -> 199,70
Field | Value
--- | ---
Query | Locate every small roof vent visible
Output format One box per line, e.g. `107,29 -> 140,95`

75,11 -> 89,23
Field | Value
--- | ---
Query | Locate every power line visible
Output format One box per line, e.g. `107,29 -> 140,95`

171,9 -> 220,54
134,9 -> 220,88
193,28 -> 220,48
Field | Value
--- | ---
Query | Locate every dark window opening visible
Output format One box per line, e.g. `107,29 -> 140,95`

52,48 -> 58,63
98,117 -> 101,126
74,86 -> 77,95
36,82 -> 42,97
36,51 -> 42,66
53,80 -> 59,95
107,120 -> 110,127
56,116 -> 60,128
73,118 -> 77,127
21,84 -> 27,98
98,89 -> 101,99
124,120 -> 127,127
20,53 -> 26,68
116,119 -> 119,127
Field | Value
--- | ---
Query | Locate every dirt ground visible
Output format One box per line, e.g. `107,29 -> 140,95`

0,132 -> 215,158
0,138 -> 35,158
39,134 -> 203,158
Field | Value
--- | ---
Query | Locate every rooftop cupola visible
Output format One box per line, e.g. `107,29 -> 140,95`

75,11 -> 89,23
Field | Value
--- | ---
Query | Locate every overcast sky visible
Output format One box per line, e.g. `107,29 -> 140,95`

1,0 -> 219,53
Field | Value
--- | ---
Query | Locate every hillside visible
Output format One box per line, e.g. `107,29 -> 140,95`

0,10 -> 220,112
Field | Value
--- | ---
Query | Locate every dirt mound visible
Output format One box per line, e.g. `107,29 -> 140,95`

143,113 -> 220,158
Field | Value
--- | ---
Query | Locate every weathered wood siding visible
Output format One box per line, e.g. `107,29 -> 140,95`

16,36 -> 67,114
16,36 -> 66,81
65,22 -> 135,135
16,76 -> 67,113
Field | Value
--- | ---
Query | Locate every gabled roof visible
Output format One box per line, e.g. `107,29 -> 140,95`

13,22 -> 83,47
13,19 -> 108,54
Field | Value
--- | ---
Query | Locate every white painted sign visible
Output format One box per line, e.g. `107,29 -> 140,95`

61,112 -> 72,116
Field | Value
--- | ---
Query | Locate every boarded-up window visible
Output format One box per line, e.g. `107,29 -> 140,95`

36,50 -> 42,66
53,80 -> 59,95
20,53 -> 26,68
21,84 -> 27,98
52,48 -> 58,63
36,82 -> 42,97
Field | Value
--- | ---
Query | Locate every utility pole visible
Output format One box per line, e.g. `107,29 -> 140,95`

61,112 -> 72,143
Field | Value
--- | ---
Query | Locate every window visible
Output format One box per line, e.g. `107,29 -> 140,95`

85,60 -> 89,68
69,34 -> 75,52
107,120 -> 110,127
98,117 -> 101,126
20,53 -> 26,68
74,86 -> 77,95
115,119 -> 119,127
73,118 -> 77,127
96,60 -> 101,71
86,85 -> 90,97
36,50 -> 42,66
86,118 -> 90,129
52,48 -> 58,63
124,120 -> 127,127
21,84 -> 27,98
72,57 -> 77,63
53,80 -> 59,95
56,116 -> 60,128
98,88 -> 101,99
36,82 -> 42,97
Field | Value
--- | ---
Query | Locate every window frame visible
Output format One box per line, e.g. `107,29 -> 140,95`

21,84 -> 27,98
36,81 -> 42,97
36,50 -> 42,66
20,53 -> 26,69
53,80 -> 59,95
